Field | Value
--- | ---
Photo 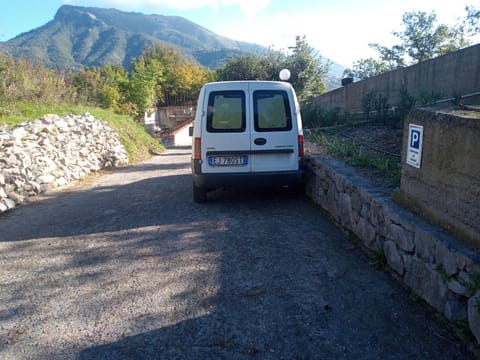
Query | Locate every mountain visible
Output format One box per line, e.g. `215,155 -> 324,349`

0,5 -> 265,70
0,5 -> 345,90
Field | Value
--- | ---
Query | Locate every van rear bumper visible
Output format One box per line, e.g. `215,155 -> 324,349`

192,164 -> 304,189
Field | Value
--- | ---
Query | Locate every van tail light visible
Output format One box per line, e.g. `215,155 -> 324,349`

194,137 -> 201,160
298,135 -> 304,157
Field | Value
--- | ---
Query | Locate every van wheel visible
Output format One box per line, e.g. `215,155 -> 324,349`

193,183 -> 207,203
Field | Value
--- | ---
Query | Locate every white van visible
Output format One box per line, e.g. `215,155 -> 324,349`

191,80 -> 304,202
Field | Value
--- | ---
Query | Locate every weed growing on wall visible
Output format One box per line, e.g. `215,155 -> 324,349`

368,249 -> 388,271
456,319 -> 476,345
467,272 -> 480,293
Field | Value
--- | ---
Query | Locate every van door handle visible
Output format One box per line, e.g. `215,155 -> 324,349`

254,138 -> 267,145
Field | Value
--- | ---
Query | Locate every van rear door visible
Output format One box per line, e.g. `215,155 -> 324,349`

249,82 -> 300,173
200,83 -> 251,174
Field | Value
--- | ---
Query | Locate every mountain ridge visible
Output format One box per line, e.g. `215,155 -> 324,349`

0,5 -> 265,70
0,5 -> 344,88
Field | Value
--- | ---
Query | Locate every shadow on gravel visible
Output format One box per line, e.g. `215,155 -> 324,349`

0,149 -> 473,360
0,173 -> 190,242
0,140 -> 201,239
75,185 -> 473,359
78,313 -> 330,359
114,162 -> 190,173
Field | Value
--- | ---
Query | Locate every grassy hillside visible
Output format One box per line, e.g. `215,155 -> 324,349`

0,102 -> 165,164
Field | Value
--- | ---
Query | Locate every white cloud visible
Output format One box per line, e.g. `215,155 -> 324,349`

68,0 -> 270,15
217,12 -> 377,65
220,0 -> 271,16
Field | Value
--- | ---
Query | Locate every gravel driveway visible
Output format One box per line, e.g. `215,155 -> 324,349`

0,147 -> 472,359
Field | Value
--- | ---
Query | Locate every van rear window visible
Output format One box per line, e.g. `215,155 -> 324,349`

207,91 -> 246,133
254,90 -> 292,132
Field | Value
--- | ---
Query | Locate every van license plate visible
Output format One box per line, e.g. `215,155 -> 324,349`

208,156 -> 248,166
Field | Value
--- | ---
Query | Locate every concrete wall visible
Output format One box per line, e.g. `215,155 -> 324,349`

396,108 -> 480,247
143,110 -> 158,135
302,153 -> 480,346
313,44 -> 480,113
173,122 -> 194,147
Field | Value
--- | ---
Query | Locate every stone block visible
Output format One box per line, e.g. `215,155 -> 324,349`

444,299 -> 467,321
387,221 -> 415,252
338,192 -> 353,228
384,240 -> 404,275
447,279 -> 471,297
414,225 -> 436,262
359,218 -> 377,249
2,198 -> 16,210
468,292 -> 480,344
404,257 -> 447,312
334,174 -> 344,194
38,174 -> 56,184
375,234 -> 387,252
360,202 -> 371,219
7,191 -> 24,204
0,186 -> 7,199
370,201 -> 388,237
352,207 -> 361,224
435,241 -> 466,276
351,191 -> 362,212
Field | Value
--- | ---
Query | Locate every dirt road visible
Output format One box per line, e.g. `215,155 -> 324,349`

0,148 -> 471,359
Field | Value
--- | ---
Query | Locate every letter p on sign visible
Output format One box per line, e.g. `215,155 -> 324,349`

410,130 -> 421,149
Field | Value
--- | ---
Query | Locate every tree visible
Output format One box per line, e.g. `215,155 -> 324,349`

348,9 -> 472,80
72,43 -> 211,114
217,36 -> 329,102
394,11 -> 468,62
343,58 -> 389,80
286,36 -> 329,101
97,66 -> 129,110
139,44 -> 211,107
464,5 -> 480,35
73,65 -> 130,112
73,67 -> 101,104
368,43 -> 406,69
216,51 -> 286,81
0,55 -> 74,103
127,55 -> 164,114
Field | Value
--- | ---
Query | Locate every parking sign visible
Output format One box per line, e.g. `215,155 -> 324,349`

406,124 -> 423,168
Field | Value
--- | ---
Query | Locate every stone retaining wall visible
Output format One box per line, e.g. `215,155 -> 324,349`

303,154 -> 480,345
0,113 -> 128,213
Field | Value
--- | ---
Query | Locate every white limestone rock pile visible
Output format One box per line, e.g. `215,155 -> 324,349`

0,113 -> 128,212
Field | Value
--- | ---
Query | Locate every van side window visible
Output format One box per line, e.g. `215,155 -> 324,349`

254,90 -> 292,132
207,91 -> 246,133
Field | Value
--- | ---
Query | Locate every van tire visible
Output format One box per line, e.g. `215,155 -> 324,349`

193,183 -> 207,203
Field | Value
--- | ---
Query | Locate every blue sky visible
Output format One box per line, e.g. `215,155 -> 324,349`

1,0 -> 478,67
